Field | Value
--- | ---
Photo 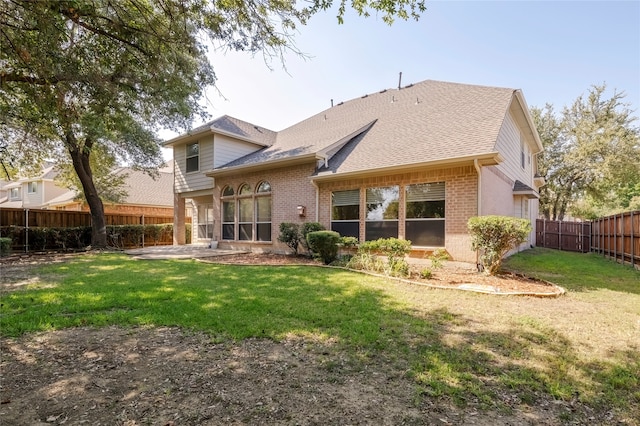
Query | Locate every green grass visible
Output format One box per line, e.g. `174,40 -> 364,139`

1,251 -> 639,423
503,247 -> 640,293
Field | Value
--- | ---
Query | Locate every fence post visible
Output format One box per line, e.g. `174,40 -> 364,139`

141,215 -> 145,248
25,208 -> 29,252
621,213 -> 625,265
631,211 -> 635,269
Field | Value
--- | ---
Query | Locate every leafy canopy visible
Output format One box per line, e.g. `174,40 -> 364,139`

532,85 -> 640,220
1,0 -> 426,246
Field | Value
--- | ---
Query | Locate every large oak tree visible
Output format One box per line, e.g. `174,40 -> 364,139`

1,0 -> 425,247
532,85 -> 640,221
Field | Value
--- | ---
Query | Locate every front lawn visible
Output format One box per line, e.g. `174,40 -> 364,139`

1,251 -> 638,424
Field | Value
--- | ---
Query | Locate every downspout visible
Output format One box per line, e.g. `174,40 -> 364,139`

473,159 -> 482,270
473,158 -> 482,216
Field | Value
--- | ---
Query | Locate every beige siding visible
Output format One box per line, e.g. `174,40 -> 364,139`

494,111 -> 534,186
174,136 -> 214,194
214,135 -> 262,168
481,167 -> 514,216
43,181 -> 68,204
22,182 -> 42,207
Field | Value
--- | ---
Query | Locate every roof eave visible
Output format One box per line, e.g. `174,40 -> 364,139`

513,90 -> 544,154
163,124 -> 272,148
206,153 -> 320,178
513,190 -> 539,199
311,152 -> 503,183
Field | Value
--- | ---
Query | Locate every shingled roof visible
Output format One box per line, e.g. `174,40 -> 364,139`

164,115 -> 276,147
213,80 -> 521,177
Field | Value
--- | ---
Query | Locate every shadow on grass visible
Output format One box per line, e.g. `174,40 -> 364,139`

2,253 -> 638,423
504,248 -> 640,294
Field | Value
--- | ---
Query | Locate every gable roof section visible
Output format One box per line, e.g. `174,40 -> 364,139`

208,80 -> 520,178
163,115 -> 276,147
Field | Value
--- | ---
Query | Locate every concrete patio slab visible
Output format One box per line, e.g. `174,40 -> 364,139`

125,245 -> 248,260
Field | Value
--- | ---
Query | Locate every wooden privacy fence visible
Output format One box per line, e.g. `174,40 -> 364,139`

591,212 -> 639,268
0,207 -> 175,227
536,211 -> 639,268
536,219 -> 591,253
0,207 -> 191,251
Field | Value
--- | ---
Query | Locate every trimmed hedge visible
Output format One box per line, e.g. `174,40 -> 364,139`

306,230 -> 340,264
0,224 -> 189,252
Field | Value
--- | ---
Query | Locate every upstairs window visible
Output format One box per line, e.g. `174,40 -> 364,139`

10,187 -> 20,200
27,182 -> 37,193
186,142 -> 199,173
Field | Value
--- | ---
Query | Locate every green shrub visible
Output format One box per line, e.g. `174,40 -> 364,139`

0,237 -> 11,256
468,215 -> 532,275
300,222 -> 325,254
278,222 -> 301,254
339,236 -> 359,249
350,237 -> 412,277
420,268 -> 433,279
306,230 -> 340,264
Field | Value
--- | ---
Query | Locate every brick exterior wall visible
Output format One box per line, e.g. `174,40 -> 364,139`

213,163 -> 318,254
317,165 -> 478,262
213,161 -> 480,262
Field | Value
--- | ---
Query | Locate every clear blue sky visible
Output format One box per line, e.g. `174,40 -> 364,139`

163,0 -> 640,150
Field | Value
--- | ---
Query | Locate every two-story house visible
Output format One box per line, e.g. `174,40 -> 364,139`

164,79 -> 544,262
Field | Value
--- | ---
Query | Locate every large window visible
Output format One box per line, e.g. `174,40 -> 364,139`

405,182 -> 445,246
238,184 -> 253,240
365,186 -> 399,240
186,142 -> 199,173
222,182 -> 272,242
197,204 -> 214,239
255,181 -> 272,242
221,186 -> 235,240
331,189 -> 360,238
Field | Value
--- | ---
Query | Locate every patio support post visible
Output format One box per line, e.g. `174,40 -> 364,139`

173,193 -> 186,245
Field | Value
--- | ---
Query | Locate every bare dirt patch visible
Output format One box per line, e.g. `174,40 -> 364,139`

1,326 -> 571,426
0,252 -> 571,425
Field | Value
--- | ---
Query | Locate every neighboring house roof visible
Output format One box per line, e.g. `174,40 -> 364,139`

112,167 -> 174,207
0,161 -> 174,209
208,80 -> 542,179
163,115 -> 277,147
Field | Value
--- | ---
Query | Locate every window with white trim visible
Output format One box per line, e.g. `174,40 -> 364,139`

405,182 -> 445,246
238,184 -> 253,241
365,186 -> 399,240
255,181 -> 272,242
186,142 -> 199,173
221,182 -> 272,242
221,186 -> 235,240
197,204 -> 214,239
27,182 -> 37,193
331,189 -> 360,238
10,187 -> 20,200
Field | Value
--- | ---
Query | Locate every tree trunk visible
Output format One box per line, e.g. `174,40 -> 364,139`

67,135 -> 107,248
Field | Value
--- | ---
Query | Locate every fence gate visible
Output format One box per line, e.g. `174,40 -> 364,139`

535,219 -> 591,253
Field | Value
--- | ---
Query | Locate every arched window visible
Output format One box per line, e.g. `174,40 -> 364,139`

238,184 -> 253,240
221,186 -> 235,240
257,181 -> 271,193
239,183 -> 252,195
222,186 -> 234,197
220,182 -> 272,243
255,181 -> 272,241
